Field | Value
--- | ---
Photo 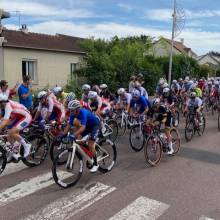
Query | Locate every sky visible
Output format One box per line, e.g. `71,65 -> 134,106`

1,0 -> 220,55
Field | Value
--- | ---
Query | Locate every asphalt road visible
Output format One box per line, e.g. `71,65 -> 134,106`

0,110 -> 220,220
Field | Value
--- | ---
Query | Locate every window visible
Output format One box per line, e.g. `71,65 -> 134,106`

22,60 -> 37,83
70,63 -> 77,80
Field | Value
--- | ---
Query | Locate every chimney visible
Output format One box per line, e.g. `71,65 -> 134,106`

20,24 -> 28,34
180,38 -> 184,45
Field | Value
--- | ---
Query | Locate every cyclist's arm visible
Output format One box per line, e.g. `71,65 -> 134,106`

45,98 -> 53,122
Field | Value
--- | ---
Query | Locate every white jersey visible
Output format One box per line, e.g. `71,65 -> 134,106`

118,93 -> 131,105
187,97 -> 203,108
4,100 -> 30,120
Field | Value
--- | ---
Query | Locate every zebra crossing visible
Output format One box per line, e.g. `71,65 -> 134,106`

0,163 -> 217,220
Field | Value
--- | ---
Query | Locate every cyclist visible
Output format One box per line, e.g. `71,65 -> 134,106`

82,84 -> 91,103
61,100 -> 100,172
171,80 -> 181,96
99,84 -> 115,104
33,90 -> 65,125
185,92 -> 203,125
151,98 -> 174,155
128,89 -> 149,118
155,78 -> 166,97
52,86 -> 66,103
64,92 -> 76,119
0,94 -> 32,160
133,81 -> 148,99
116,88 -> 131,112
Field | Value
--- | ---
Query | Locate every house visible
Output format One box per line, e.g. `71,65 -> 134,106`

197,52 -> 220,69
0,25 -> 86,89
147,37 -> 197,59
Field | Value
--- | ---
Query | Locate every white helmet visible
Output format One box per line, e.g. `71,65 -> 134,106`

152,98 -> 160,106
88,91 -> 98,99
82,84 -> 91,91
172,80 -> 177,84
52,86 -> 63,96
66,92 -> 76,102
117,88 -> 125,95
0,93 -> 8,102
37,91 -> 47,100
162,82 -> 169,88
163,87 -> 170,94
190,92 -> 196,98
68,100 -> 80,110
132,89 -> 141,98
185,76 -> 190,81
100,84 -> 108,89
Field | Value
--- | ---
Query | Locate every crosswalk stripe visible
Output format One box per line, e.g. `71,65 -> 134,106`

108,196 -> 170,220
0,171 -> 71,207
0,163 -> 27,177
199,216 -> 215,220
22,182 -> 116,220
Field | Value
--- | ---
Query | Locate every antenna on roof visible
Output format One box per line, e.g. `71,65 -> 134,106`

9,10 -> 21,29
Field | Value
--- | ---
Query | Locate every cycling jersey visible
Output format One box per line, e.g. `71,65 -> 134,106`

187,97 -> 203,108
117,93 -> 131,106
89,96 -> 111,114
130,96 -> 149,114
69,108 -> 100,141
4,100 -> 32,130
195,88 -> 202,98
37,92 -> 65,123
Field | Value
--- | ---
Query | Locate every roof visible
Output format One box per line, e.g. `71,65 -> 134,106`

155,38 -> 197,57
0,29 -> 86,54
197,53 -> 220,65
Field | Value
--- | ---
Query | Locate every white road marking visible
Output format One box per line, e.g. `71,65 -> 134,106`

22,182 -> 116,220
109,196 -> 170,220
199,216 -> 215,220
0,171 -> 71,207
0,163 -> 27,177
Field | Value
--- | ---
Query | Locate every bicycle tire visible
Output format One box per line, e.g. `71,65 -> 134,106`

129,124 -> 145,152
52,149 -> 83,188
170,128 -> 181,154
50,139 -> 70,163
0,146 -> 7,175
185,121 -> 194,142
97,139 -> 117,173
21,134 -> 48,167
144,135 -> 162,166
106,119 -> 118,142
116,115 -> 127,136
197,115 -> 206,136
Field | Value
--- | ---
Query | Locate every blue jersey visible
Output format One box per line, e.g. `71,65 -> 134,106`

69,109 -> 100,130
18,84 -> 32,109
130,96 -> 149,114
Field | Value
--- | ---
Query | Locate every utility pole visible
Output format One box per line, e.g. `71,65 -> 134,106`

168,0 -> 176,86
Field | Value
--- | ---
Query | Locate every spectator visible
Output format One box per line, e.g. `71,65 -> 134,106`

129,75 -> 136,93
0,80 -> 18,99
18,75 -> 33,110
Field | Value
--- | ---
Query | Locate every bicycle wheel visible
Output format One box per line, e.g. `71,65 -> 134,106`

52,149 -> 83,188
106,119 -> 118,142
50,138 -> 70,163
0,146 -> 7,175
22,134 -> 48,167
129,124 -> 144,152
116,115 -> 127,136
185,121 -> 194,142
197,115 -> 206,136
170,128 -> 181,154
144,135 -> 162,166
97,139 -> 117,173
172,111 -> 180,127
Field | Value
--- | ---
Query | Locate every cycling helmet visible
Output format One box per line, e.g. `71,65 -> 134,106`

172,80 -> 177,84
82,84 -> 91,91
132,89 -> 141,98
88,91 -> 98,99
185,76 -> 189,81
190,92 -> 196,98
52,86 -> 63,96
68,100 -> 80,110
0,93 -> 8,102
152,98 -> 160,107
163,87 -> 170,94
37,91 -> 47,100
100,84 -> 108,89
178,78 -> 183,81
117,88 -> 126,95
162,82 -> 169,88
66,92 -> 76,102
